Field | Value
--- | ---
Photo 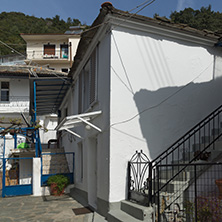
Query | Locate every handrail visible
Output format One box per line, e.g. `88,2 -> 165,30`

151,104 -> 222,166
148,104 -> 222,204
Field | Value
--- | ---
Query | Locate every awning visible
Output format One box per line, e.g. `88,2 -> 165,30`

30,78 -> 70,116
56,110 -> 102,139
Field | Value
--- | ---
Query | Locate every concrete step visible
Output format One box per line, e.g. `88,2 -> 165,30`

107,210 -> 145,222
120,200 -> 153,221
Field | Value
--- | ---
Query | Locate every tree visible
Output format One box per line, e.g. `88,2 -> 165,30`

0,12 -> 83,55
170,5 -> 222,32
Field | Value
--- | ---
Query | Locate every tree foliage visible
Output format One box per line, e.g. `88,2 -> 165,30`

0,12 -> 82,55
170,5 -> 222,32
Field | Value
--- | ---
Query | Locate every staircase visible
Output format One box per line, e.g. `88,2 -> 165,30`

107,200 -> 153,222
128,105 -> 222,222
41,148 -> 70,174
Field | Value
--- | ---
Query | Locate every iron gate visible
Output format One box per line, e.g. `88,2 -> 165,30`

1,157 -> 33,197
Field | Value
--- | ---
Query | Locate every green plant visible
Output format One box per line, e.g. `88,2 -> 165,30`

185,195 -> 222,222
47,175 -> 70,193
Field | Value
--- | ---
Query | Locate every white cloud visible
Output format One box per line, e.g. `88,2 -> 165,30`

176,0 -> 195,11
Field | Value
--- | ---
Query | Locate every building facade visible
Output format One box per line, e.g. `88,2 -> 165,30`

57,4 -> 222,218
21,32 -> 81,72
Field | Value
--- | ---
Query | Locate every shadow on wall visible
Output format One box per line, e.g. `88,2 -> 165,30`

134,77 -> 222,160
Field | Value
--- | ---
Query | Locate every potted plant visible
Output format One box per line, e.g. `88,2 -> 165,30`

47,174 -> 70,196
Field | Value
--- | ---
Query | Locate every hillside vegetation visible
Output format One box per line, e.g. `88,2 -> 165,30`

0,12 -> 81,55
0,6 -> 221,56
170,5 -> 222,32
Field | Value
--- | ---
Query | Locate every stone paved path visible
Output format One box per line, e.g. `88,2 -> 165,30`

0,195 -> 89,222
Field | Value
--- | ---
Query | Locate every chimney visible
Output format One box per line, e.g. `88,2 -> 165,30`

101,2 -> 113,9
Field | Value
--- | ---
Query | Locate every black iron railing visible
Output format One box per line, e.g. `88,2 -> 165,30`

149,104 -> 222,204
156,163 -> 222,222
128,150 -> 150,205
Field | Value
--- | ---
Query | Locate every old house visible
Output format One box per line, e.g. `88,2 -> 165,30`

55,3 -> 222,221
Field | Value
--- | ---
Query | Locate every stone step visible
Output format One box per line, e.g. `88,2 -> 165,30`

107,210 -> 144,222
120,200 -> 153,221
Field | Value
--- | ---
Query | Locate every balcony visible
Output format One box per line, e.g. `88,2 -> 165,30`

26,49 -> 70,62
0,96 -> 29,113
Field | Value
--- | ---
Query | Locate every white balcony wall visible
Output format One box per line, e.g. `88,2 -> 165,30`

0,78 -> 29,113
26,37 -> 80,61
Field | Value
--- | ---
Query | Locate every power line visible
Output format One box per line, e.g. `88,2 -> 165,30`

82,0 -> 157,34
0,39 -> 69,82
109,61 -> 213,128
0,40 -> 25,57
111,33 -> 134,95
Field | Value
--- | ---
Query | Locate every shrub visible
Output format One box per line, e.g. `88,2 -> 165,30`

47,174 -> 70,193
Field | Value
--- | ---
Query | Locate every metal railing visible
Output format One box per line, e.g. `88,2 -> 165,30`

41,152 -> 74,186
26,50 -> 70,60
149,104 -> 222,204
156,163 -> 222,222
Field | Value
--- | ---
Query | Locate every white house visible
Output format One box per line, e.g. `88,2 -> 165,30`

21,29 -> 81,73
0,65 -> 68,155
55,3 -> 222,220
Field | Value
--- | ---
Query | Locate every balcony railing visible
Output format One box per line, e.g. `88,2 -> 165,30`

26,50 -> 70,61
0,96 -> 29,109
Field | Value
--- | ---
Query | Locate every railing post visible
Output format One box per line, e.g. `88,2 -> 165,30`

2,158 -> 6,197
194,164 -> 197,222
128,161 -> 131,200
148,161 -> 153,205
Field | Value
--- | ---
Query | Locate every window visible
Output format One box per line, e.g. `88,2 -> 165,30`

1,82 -> 9,101
44,44 -> 55,55
60,44 -> 69,59
78,49 -> 97,113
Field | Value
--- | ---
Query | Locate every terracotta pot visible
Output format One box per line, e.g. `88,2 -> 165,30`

215,179 -> 222,199
50,183 -> 65,196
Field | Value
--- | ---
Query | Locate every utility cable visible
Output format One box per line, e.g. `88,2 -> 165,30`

111,33 -> 135,94
0,39 -> 69,82
109,61 -> 213,128
82,0 -> 157,34
0,40 -> 25,57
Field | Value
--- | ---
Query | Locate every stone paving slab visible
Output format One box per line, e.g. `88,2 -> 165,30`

0,195 -> 89,222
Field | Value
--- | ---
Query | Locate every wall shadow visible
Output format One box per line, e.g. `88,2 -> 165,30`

134,77 -> 222,159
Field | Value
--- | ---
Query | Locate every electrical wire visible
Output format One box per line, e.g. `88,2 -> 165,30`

111,33 -> 135,95
109,61 -> 213,128
0,39 -> 69,82
82,0 -> 157,34
0,40 -> 25,57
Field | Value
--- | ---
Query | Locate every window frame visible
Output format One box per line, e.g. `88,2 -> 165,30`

0,81 -> 10,102
43,44 -> 56,56
78,48 -> 97,114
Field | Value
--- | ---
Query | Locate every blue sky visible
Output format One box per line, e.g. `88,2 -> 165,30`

1,0 -> 222,25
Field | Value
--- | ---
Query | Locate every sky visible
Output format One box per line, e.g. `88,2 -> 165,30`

1,0 -> 222,25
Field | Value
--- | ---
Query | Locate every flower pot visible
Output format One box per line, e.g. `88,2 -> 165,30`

215,179 -> 222,199
50,183 -> 65,196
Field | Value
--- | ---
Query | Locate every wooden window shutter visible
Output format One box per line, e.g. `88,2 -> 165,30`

44,45 -> 55,55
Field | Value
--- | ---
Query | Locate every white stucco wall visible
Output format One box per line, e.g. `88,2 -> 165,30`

39,115 -> 57,144
0,78 -> 29,113
109,27 -> 222,202
59,33 -> 111,208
